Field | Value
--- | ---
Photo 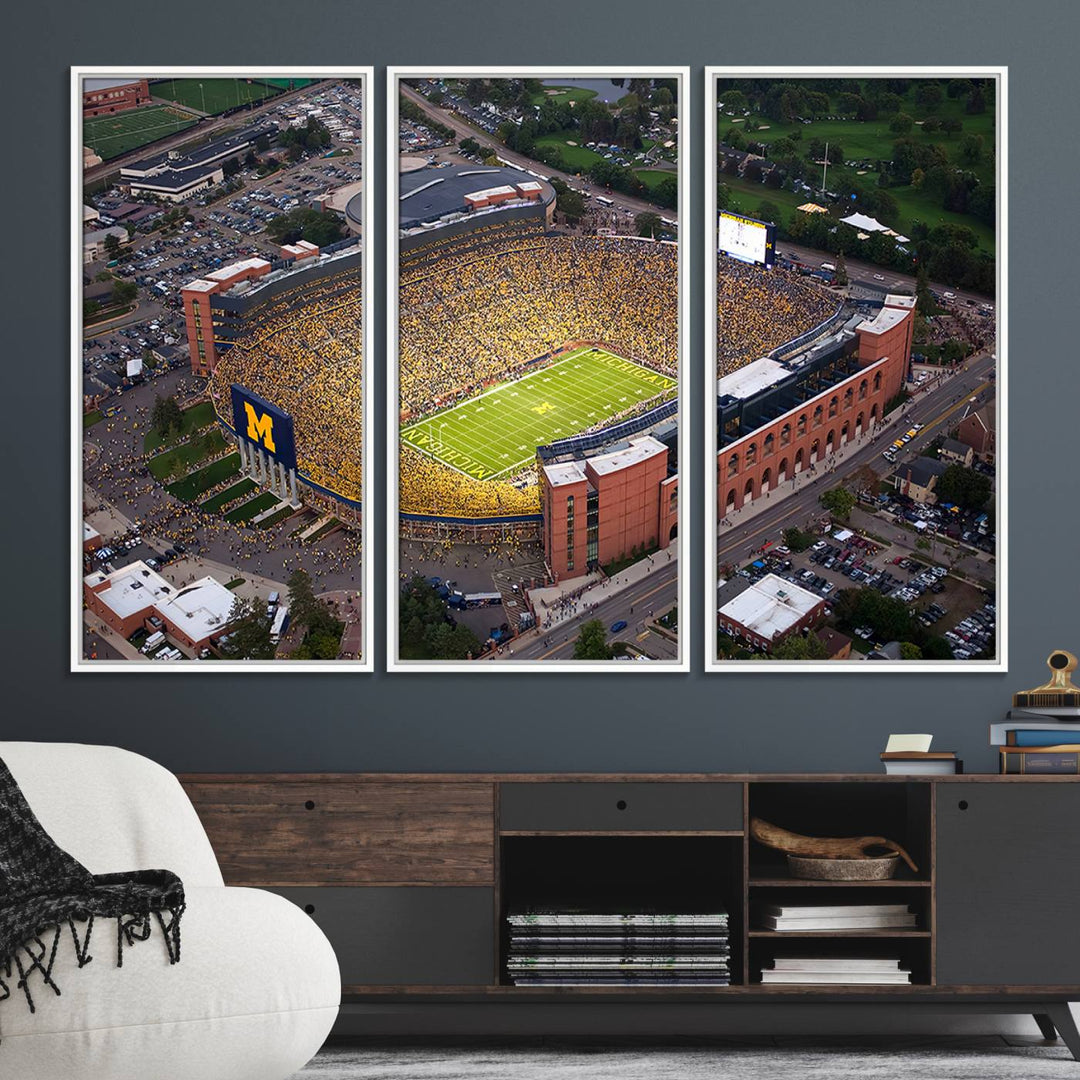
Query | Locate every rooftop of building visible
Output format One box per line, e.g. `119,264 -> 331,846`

716,357 -> 791,401
398,164 -> 554,230
124,122 -> 276,176
719,573 -> 822,640
83,77 -> 145,92
156,577 -> 237,642
84,560 -> 175,620
587,435 -> 668,476
857,304 -> 910,335
897,457 -> 949,486
542,460 -> 588,488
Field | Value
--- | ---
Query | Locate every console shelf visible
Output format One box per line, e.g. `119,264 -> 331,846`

180,772 -> 1080,1059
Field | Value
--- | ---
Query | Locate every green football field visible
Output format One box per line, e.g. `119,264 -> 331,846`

401,348 -> 676,482
83,105 -> 199,160
150,78 -> 283,116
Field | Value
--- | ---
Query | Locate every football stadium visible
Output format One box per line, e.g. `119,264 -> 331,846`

714,219 -> 915,518
200,240 -> 364,522
396,165 -> 679,532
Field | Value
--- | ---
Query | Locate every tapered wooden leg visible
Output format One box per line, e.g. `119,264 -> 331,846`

1046,1004 -> 1080,1061
1034,1013 -> 1058,1040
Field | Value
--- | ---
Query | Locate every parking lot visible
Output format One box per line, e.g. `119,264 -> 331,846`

722,527 -> 993,659
84,81 -> 365,411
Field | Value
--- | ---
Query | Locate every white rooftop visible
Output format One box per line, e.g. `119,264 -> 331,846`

716,357 -> 791,400
587,435 -> 668,477
206,257 -> 271,282
858,306 -> 908,335
84,561 -> 174,620
83,521 -> 100,542
156,577 -> 237,642
885,293 -> 916,310
517,181 -> 543,193
719,573 -> 822,640
543,461 -> 587,488
182,278 -> 218,294
465,185 -> 518,201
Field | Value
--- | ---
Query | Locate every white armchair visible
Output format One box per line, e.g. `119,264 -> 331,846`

0,742 -> 339,1080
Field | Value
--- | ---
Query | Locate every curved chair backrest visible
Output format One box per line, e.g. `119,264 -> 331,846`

1,742 -> 224,887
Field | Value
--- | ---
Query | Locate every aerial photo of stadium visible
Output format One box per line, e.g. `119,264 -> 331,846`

391,70 -> 685,668
76,70 -> 372,669
708,70 -> 1002,668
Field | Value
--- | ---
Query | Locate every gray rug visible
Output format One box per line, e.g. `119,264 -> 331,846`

293,1042 -> 1077,1079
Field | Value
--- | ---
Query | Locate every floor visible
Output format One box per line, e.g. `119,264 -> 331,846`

293,1037 -> 1078,1079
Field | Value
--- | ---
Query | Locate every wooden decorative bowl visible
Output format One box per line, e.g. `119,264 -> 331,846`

786,852 -> 900,881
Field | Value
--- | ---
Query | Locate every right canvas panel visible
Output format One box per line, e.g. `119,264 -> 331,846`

706,69 -> 1005,670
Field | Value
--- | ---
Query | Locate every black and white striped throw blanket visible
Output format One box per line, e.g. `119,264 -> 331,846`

0,755 -> 185,1025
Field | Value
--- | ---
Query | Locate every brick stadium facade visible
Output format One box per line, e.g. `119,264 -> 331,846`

83,79 -> 151,117
718,297 -> 914,516
541,436 -> 677,582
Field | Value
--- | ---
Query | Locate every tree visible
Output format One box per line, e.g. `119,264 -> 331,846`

266,207 -> 344,248
936,464 -> 992,510
151,394 -> 183,438
820,485 -> 856,522
889,113 -> 914,135
914,83 -> 944,111
222,155 -> 241,178
219,596 -> 275,660
573,619 -> 613,660
288,568 -> 321,629
915,262 -> 936,316
111,279 -> 137,306
833,252 -> 849,286
757,200 -> 782,229
103,232 -> 123,261
783,527 -> 814,553
635,211 -> 662,238
900,642 -> 924,660
959,132 -> 984,164
765,633 -> 828,661
255,132 -> 271,152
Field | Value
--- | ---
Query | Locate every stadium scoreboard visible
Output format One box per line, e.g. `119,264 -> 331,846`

718,211 -> 776,267
230,384 -> 297,471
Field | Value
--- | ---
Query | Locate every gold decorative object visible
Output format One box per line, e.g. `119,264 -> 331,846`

1013,650 -> 1080,709
750,817 -> 919,874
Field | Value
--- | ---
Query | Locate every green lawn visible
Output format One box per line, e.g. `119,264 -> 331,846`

150,78 -> 283,116
143,401 -> 216,453
635,168 -> 678,191
401,347 -> 676,482
199,477 -> 258,513
83,410 -> 104,429
224,491 -> 280,524
83,105 -> 199,160
529,85 -> 598,107
167,454 -> 241,502
256,506 -> 296,529
534,129 -> 605,171
148,428 -> 228,480
719,80 -> 996,253
718,175 -> 805,223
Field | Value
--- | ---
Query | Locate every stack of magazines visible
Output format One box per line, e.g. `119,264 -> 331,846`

761,957 -> 912,985
505,909 -> 730,986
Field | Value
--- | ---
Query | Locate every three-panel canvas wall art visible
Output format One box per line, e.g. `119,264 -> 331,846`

73,67 -> 1003,672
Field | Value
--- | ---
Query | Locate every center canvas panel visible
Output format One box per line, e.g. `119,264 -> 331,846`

388,69 -> 687,670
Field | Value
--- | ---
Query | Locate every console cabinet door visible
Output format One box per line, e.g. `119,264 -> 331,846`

936,783 -> 1080,986
273,886 -> 495,986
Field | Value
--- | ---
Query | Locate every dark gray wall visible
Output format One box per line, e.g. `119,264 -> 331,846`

4,0 -> 1078,778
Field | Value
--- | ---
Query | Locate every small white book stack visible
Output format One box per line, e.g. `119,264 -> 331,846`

758,903 -> 917,931
761,956 -> 912,985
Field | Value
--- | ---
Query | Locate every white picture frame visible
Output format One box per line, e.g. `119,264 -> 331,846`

704,67 -> 1007,672
387,67 -> 689,672
72,66 -> 374,672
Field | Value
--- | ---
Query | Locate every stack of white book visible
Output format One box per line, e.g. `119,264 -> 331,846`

762,957 -> 912,985
759,903 -> 917,931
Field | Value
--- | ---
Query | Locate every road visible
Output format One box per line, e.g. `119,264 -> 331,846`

778,240 -> 993,305
507,558 -> 679,661
399,84 -> 679,224
716,351 -> 997,573
83,81 -> 338,185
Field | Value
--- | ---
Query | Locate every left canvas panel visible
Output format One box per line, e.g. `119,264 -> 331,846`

73,69 -> 373,671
